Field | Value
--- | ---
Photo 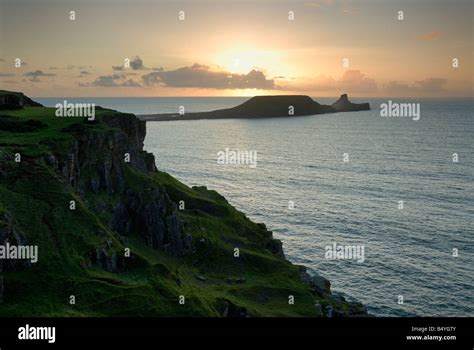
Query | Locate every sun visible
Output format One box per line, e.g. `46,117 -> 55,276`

215,48 -> 280,75
228,52 -> 259,74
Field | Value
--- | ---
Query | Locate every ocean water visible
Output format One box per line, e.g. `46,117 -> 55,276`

37,97 -> 474,316
35,97 -> 250,115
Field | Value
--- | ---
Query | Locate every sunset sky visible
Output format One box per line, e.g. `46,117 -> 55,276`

0,0 -> 472,97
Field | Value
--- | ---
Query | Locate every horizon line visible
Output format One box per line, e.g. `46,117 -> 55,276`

30,95 -> 474,100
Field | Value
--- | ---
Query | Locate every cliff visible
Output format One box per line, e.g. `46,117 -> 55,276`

0,91 -> 367,317
139,94 -> 370,121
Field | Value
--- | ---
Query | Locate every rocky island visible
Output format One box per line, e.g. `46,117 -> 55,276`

139,94 -> 370,122
331,94 -> 370,112
0,90 -> 367,317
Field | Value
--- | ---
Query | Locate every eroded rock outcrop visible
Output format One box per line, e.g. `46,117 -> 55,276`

0,212 -> 31,273
43,113 -> 192,257
109,189 -> 192,256
0,212 -> 32,303
331,93 -> 370,112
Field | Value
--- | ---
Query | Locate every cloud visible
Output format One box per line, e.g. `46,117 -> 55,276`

121,79 -> 141,87
91,74 -> 126,86
24,70 -> 55,77
417,31 -> 441,41
384,78 -> 447,95
77,70 -> 91,78
142,63 -> 276,90
339,70 -> 376,91
86,74 -> 141,87
414,78 -> 447,91
113,56 -> 147,71
286,69 -> 377,93
24,70 -> 56,82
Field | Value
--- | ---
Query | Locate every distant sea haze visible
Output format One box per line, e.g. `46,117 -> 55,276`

38,96 -> 474,316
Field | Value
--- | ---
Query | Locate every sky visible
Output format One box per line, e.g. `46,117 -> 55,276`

0,0 -> 472,98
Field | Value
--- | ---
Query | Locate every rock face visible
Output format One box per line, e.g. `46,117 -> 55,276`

0,212 -> 31,303
0,90 -> 43,110
139,94 -> 370,121
109,189 -> 192,256
58,113 -> 155,193
331,93 -> 370,112
298,266 -> 367,317
0,213 -> 31,273
44,112 -> 192,258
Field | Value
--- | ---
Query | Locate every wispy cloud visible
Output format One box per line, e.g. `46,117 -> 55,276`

417,31 -> 441,41
384,77 -> 447,95
83,74 -> 141,87
284,70 -> 377,93
24,70 -> 56,82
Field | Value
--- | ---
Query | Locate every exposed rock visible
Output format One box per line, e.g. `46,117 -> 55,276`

331,93 -> 370,112
314,302 -> 323,316
89,246 -> 121,272
195,274 -> 207,282
298,265 -> 331,296
325,304 -> 334,317
216,298 -> 250,317
109,189 -> 192,256
0,211 -> 32,304
265,238 -> 285,258
298,265 -> 368,317
42,111 -> 193,257
0,212 -> 31,272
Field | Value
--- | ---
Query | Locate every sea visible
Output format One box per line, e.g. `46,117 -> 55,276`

36,96 -> 474,317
